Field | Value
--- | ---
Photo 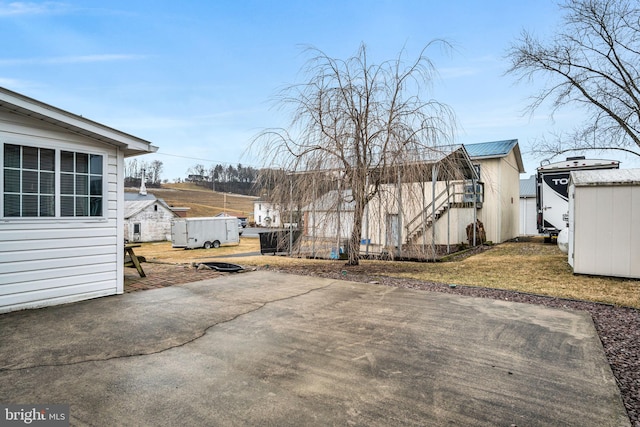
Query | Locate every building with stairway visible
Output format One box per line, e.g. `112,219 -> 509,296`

300,140 -> 524,259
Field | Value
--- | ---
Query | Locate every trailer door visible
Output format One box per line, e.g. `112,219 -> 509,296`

171,220 -> 188,247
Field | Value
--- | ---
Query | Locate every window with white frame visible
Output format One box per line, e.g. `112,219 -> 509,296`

3,143 -> 104,218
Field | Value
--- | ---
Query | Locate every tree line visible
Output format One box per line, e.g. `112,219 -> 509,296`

124,159 -> 164,187
186,163 -> 259,183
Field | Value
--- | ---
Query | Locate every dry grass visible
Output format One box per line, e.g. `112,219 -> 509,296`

135,237 -> 640,309
126,182 -> 257,218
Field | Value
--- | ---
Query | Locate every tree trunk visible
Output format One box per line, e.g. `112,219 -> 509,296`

347,197 -> 366,266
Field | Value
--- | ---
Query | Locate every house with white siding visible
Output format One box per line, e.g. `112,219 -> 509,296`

0,87 -> 157,313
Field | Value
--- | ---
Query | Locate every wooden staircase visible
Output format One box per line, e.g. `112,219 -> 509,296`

404,181 -> 482,244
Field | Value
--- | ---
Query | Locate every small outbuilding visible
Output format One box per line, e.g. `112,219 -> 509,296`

568,168 -> 640,279
124,189 -> 178,243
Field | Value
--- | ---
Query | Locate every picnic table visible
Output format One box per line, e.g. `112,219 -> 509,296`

124,243 -> 146,277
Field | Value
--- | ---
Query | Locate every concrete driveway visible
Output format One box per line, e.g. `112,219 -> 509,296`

0,271 -> 629,426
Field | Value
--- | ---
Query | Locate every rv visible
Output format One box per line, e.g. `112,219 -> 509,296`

171,217 -> 240,249
536,157 -> 619,241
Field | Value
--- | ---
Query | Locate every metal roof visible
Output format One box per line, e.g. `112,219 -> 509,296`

464,139 -> 525,173
520,175 -> 536,197
570,168 -> 640,186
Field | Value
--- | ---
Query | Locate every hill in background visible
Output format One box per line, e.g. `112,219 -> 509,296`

126,182 -> 258,219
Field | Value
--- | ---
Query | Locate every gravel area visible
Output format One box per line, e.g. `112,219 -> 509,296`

274,266 -> 640,426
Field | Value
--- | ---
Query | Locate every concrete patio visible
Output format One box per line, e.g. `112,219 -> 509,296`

0,271 -> 629,426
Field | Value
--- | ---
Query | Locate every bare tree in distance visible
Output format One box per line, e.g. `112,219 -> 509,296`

506,0 -> 640,160
252,43 -> 459,265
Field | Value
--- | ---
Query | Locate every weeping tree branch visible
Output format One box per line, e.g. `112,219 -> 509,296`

250,42 -> 459,265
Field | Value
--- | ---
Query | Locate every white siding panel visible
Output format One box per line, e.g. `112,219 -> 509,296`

0,236 -> 114,252
0,245 -> 115,263
0,252 -> 116,276
0,282 -> 116,312
0,226 -> 115,241
0,271 -> 115,295
0,256 -> 116,285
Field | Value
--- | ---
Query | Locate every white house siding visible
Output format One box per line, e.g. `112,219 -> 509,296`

475,153 -> 520,244
0,114 -> 122,313
254,201 -> 281,227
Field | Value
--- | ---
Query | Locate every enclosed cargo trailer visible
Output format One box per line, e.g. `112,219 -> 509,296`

171,217 -> 240,249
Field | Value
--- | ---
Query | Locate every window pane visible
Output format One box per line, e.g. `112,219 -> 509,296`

22,146 -> 38,169
22,195 -> 38,216
40,171 -> 54,194
40,148 -> 55,171
90,176 -> 102,195
90,197 -> 102,216
4,194 -> 20,216
61,151 -> 74,172
75,196 -> 88,216
61,196 -> 74,216
61,174 -> 74,195
4,144 -> 20,168
22,170 -> 38,194
4,169 -> 19,192
76,175 -> 88,195
40,195 -> 54,216
76,153 -> 88,173
90,155 -> 102,174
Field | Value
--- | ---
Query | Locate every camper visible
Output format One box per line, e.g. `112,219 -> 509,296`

536,157 -> 619,241
171,217 -> 240,249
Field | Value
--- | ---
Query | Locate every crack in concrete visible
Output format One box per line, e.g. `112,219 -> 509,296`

0,281 -> 339,373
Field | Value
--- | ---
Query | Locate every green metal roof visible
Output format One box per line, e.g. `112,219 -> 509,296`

463,139 -> 525,173
464,139 -> 518,158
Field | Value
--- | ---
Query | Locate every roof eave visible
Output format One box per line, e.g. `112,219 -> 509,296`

0,87 -> 157,157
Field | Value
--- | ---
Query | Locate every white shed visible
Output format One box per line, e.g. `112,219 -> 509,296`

568,168 -> 640,279
124,192 -> 177,242
0,87 -> 157,313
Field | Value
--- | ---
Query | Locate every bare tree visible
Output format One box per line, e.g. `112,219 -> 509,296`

252,43 -> 457,265
149,160 -> 163,184
506,0 -> 640,158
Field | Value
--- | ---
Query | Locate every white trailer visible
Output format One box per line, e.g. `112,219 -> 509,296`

536,157 -> 619,241
171,217 -> 240,249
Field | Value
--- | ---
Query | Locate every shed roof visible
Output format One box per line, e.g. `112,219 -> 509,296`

570,168 -> 640,186
520,175 -> 536,197
464,139 -> 525,173
124,198 -> 176,219
0,87 -> 157,157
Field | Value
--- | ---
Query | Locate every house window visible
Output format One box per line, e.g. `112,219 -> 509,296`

3,144 -> 55,217
60,151 -> 103,217
2,143 -> 104,218
473,164 -> 481,181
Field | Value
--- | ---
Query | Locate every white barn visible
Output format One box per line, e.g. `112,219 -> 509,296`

0,87 -> 157,313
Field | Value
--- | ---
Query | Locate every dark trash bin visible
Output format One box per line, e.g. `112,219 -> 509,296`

259,230 -> 301,254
